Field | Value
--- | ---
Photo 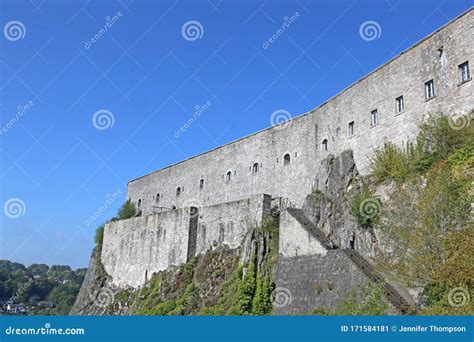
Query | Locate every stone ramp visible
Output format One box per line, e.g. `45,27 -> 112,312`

285,207 -> 415,314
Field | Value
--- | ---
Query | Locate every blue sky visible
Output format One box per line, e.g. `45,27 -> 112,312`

0,0 -> 472,269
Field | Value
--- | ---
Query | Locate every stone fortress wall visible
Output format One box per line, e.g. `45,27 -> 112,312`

101,9 -> 473,289
102,194 -> 271,288
127,8 -> 473,215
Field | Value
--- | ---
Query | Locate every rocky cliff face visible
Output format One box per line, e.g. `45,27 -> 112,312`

70,248 -> 113,315
303,150 -> 380,258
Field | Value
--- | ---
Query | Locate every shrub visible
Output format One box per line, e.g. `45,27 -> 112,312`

372,142 -> 411,183
417,114 -> 466,161
94,225 -> 104,249
116,199 -> 136,220
230,258 -> 257,314
251,274 -> 273,315
371,114 -> 472,183
421,225 -> 474,315
350,186 -> 381,228
446,146 -> 473,177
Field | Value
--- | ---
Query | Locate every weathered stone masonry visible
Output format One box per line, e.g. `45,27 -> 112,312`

102,194 -> 271,288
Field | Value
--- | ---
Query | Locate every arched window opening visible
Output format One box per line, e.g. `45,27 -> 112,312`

176,187 -> 181,196
137,199 -> 142,208
226,171 -> 232,181
252,163 -> 259,174
155,194 -> 160,203
322,139 -> 328,151
199,179 -> 204,189
283,153 -> 291,165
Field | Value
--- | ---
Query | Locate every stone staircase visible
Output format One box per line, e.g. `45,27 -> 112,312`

286,207 -> 414,314
342,249 -> 413,313
286,207 -> 332,247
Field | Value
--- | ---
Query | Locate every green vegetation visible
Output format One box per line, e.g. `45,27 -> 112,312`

371,114 -> 472,184
371,141 -> 433,183
305,283 -> 388,316
421,225 -> 474,315
350,185 -> 381,228
94,225 -> 105,252
335,283 -> 388,315
0,260 -> 86,315
114,199 -> 136,221
373,113 -> 473,314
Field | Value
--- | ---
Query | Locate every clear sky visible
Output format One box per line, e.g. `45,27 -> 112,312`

0,0 -> 472,269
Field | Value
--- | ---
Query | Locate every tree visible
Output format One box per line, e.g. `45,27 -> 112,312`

117,199 -> 136,220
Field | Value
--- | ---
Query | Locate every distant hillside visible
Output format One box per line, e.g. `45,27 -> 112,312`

0,260 -> 86,315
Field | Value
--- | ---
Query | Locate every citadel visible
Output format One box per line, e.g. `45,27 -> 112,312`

97,8 -> 473,313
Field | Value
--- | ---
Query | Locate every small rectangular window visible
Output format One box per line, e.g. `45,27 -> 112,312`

459,61 -> 471,83
396,96 -> 404,113
348,121 -> 355,137
425,79 -> 435,99
370,110 -> 379,126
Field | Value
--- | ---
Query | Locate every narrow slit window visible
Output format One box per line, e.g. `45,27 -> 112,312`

459,61 -> 471,83
396,96 -> 404,113
348,121 -> 355,137
370,109 -> 379,126
322,139 -> 328,151
252,163 -> 259,174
